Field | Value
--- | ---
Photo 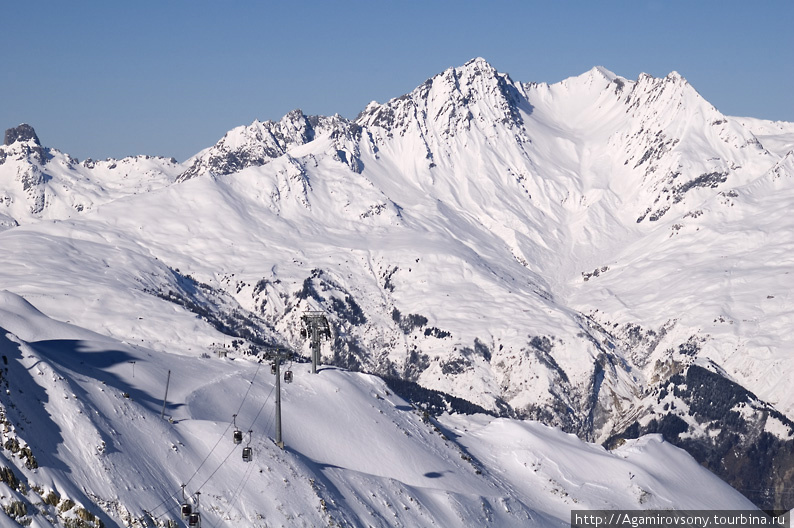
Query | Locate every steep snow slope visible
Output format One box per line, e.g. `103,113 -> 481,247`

571,151 -> 794,414
0,290 -> 756,527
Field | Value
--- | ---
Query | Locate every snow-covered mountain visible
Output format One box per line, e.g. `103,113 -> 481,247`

1,57 -> 793,522
0,124 -> 180,227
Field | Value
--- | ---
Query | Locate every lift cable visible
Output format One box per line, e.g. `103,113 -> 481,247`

209,373 -> 282,522
263,405 -> 277,441
221,402 -> 280,522
220,453 -> 258,522
235,361 -> 263,416
195,379 -> 278,494
246,382 -> 277,432
144,359 -> 264,521
184,360 -> 262,487
196,440 -> 241,493
204,384 -> 278,524
141,487 -> 183,523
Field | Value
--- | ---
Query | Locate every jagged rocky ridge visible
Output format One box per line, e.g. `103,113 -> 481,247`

1,58 -> 793,511
177,110 -> 363,181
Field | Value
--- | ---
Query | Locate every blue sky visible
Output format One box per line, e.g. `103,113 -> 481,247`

2,1 -> 792,161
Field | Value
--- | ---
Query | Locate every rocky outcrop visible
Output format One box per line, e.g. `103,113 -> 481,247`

3,124 -> 40,146
605,364 -> 794,512
2,124 -> 47,165
177,110 -> 363,181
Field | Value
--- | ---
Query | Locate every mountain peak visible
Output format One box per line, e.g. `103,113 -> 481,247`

665,70 -> 686,83
357,57 -> 526,145
455,57 -> 506,84
4,123 -> 40,146
590,65 -> 618,81
177,109 -> 363,181
462,56 -> 497,71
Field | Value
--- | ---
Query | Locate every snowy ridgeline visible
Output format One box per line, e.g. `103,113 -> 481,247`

1,58 -> 794,522
0,290 -> 754,527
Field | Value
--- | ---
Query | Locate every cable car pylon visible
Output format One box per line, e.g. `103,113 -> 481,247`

264,348 -> 293,449
300,311 -> 331,374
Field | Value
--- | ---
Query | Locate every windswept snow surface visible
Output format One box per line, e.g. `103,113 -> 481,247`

0,291 -> 754,527
732,116 -> 794,158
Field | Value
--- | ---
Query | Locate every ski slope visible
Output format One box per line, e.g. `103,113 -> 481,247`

0,290 -> 755,527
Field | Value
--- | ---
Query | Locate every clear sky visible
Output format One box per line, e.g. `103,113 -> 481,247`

2,1 -> 792,162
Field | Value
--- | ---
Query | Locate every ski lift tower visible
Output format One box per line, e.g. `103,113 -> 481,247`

300,311 -> 331,374
264,348 -> 293,449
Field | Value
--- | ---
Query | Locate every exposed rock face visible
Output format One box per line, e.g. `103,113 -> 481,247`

3,124 -> 40,146
604,364 -> 794,512
177,110 -> 363,181
1,124 -> 48,212
2,124 -> 47,165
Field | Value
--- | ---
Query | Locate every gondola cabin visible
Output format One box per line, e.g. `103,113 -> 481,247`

284,370 -> 293,383
242,446 -> 253,462
181,503 -> 192,520
271,363 -> 277,375
233,429 -> 243,444
188,512 -> 201,527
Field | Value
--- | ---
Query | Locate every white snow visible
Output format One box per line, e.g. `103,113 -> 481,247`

0,293 -> 757,526
0,59 -> 791,524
